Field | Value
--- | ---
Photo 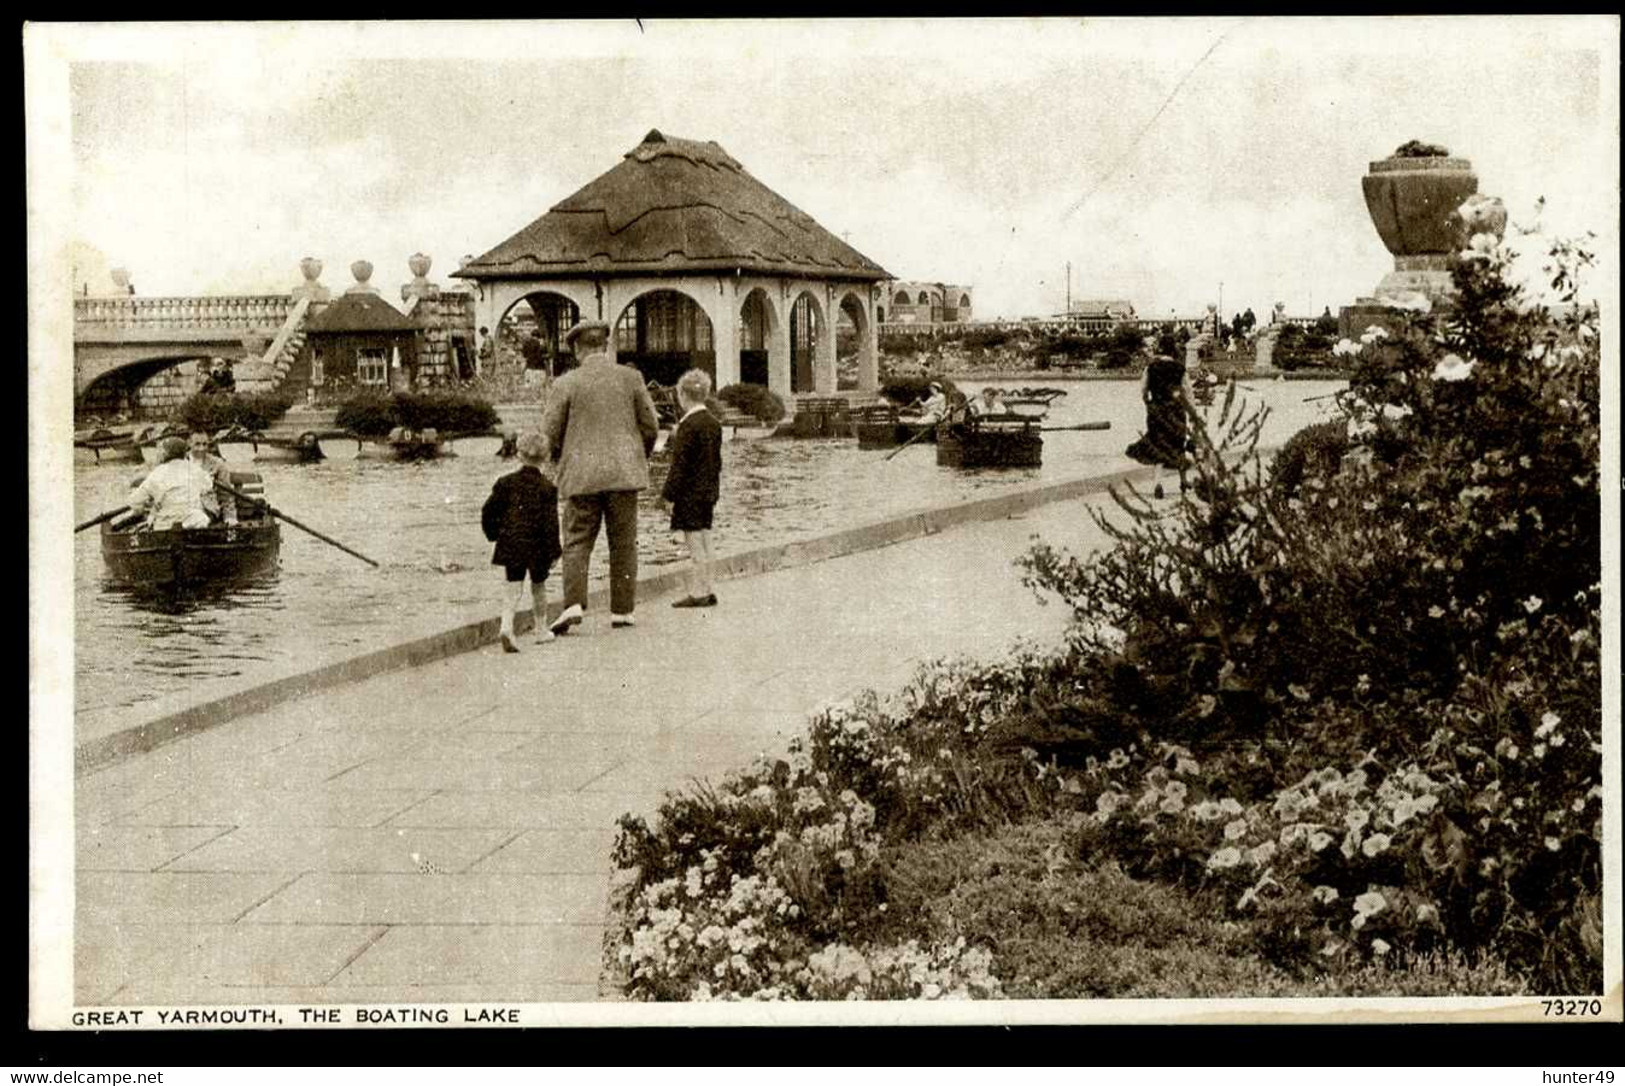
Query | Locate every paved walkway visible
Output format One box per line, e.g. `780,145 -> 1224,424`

74,487 -> 1127,1006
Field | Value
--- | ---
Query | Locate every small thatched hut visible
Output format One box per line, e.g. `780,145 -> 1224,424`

453,130 -> 890,399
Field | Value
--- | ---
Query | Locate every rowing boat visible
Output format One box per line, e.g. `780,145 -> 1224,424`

936,416 -> 1043,468
100,472 -> 281,586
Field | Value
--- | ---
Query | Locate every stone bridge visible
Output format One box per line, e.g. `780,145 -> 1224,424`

74,294 -> 305,414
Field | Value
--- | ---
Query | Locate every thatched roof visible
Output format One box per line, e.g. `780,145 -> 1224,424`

306,292 -> 418,335
455,130 -> 890,283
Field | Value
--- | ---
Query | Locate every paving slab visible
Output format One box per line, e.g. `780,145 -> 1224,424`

240,872 -> 610,926
331,924 -> 604,988
159,826 -> 517,875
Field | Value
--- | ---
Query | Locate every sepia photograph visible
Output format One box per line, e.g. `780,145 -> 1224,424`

26,16 -> 1620,1029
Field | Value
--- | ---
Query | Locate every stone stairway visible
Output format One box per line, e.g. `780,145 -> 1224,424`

237,296 -> 311,395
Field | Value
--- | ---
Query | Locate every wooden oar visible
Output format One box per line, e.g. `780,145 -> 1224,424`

883,402 -> 966,462
1037,421 -> 1112,433
75,506 -> 130,533
215,482 -> 380,568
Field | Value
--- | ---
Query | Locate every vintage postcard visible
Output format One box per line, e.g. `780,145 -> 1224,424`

27,17 -> 1621,1030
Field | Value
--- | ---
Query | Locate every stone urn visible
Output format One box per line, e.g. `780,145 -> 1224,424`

109,267 -> 132,294
347,260 -> 377,294
300,256 -> 324,284
1361,152 -> 1479,259
408,252 -> 432,279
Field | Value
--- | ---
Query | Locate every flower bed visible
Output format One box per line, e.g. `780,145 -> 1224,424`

608,216 -> 1601,998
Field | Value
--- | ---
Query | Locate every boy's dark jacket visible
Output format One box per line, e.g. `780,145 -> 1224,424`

482,465 -> 563,569
661,407 -> 723,506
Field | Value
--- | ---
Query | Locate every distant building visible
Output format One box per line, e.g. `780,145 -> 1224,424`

879,280 -> 973,325
1057,299 -> 1136,332
296,262 -> 420,394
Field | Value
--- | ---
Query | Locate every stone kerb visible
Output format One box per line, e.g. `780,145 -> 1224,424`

72,462 -> 1170,775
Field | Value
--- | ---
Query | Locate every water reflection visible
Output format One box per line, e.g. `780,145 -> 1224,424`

75,379 -> 1346,714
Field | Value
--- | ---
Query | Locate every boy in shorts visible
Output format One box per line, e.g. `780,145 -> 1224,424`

482,431 -> 563,652
661,369 -> 723,608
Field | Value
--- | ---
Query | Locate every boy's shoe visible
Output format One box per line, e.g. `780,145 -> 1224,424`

500,632 -> 520,654
610,613 -> 636,628
698,594 -> 718,607
671,595 -> 706,608
534,629 -> 556,644
549,604 -> 584,635
1153,483 -> 1165,500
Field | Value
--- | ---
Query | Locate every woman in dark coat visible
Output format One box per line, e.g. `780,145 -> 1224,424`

1125,354 -> 1194,498
482,432 -> 563,652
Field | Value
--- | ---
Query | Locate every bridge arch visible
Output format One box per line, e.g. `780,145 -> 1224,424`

76,353 -> 217,419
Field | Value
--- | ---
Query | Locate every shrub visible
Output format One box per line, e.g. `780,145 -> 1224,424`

332,390 -> 397,438
716,383 -> 787,424
333,389 -> 499,437
1016,220 -> 1602,990
172,390 -> 295,434
878,375 -> 962,408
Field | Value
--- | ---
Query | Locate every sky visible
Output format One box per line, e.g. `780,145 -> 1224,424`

47,17 -> 1619,321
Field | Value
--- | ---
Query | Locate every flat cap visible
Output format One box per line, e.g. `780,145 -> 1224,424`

563,321 -> 611,350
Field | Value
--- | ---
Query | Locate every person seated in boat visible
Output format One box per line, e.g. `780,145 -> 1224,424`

188,430 -> 237,525
970,386 -> 1006,417
907,383 -> 950,423
126,437 -> 211,531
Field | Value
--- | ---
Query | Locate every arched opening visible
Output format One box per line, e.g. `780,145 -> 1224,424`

497,291 -> 580,379
614,289 -> 715,387
76,354 -> 214,422
916,291 -> 930,305
789,292 -> 823,394
836,294 -> 868,391
893,290 -> 910,307
959,294 -> 971,308
737,288 -> 776,387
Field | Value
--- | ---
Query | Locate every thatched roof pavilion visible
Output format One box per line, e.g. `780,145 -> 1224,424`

454,130 -> 891,398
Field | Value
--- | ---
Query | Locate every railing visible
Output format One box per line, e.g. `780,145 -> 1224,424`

74,294 -> 294,331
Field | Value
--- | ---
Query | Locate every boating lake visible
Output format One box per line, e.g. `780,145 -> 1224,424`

72,378 -> 1346,718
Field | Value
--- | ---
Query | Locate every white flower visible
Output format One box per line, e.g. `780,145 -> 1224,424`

1333,338 -> 1362,358
1309,831 -> 1334,853
1523,596 -> 1543,614
1248,841 -> 1277,866
1218,798 -> 1244,816
1428,605 -> 1445,619
1416,904 -> 1439,925
1545,836 -> 1562,852
1433,353 -> 1476,382
1360,325 -> 1390,346
1312,885 -> 1340,904
1371,938 -> 1392,957
1224,818 -> 1249,842
1535,712 -> 1560,739
1354,890 -> 1388,917
1361,833 -> 1392,858
1207,847 -> 1243,870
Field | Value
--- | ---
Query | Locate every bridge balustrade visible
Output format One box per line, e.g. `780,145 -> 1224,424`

74,294 -> 294,332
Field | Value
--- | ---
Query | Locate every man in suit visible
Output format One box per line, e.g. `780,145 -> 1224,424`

661,369 -> 724,608
541,321 -> 660,633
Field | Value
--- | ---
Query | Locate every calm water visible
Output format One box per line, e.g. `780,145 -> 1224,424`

73,379 -> 1344,715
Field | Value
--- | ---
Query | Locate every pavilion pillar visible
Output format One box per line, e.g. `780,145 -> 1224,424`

859,290 -> 880,394
709,279 -> 740,390
768,298 -> 792,401
815,287 -> 838,394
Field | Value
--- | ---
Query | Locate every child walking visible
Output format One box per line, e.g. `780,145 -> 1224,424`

482,431 -> 563,652
662,369 -> 723,608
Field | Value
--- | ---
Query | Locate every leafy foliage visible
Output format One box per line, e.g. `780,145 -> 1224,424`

172,390 -> 294,434
333,389 -> 499,437
716,382 -> 788,424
